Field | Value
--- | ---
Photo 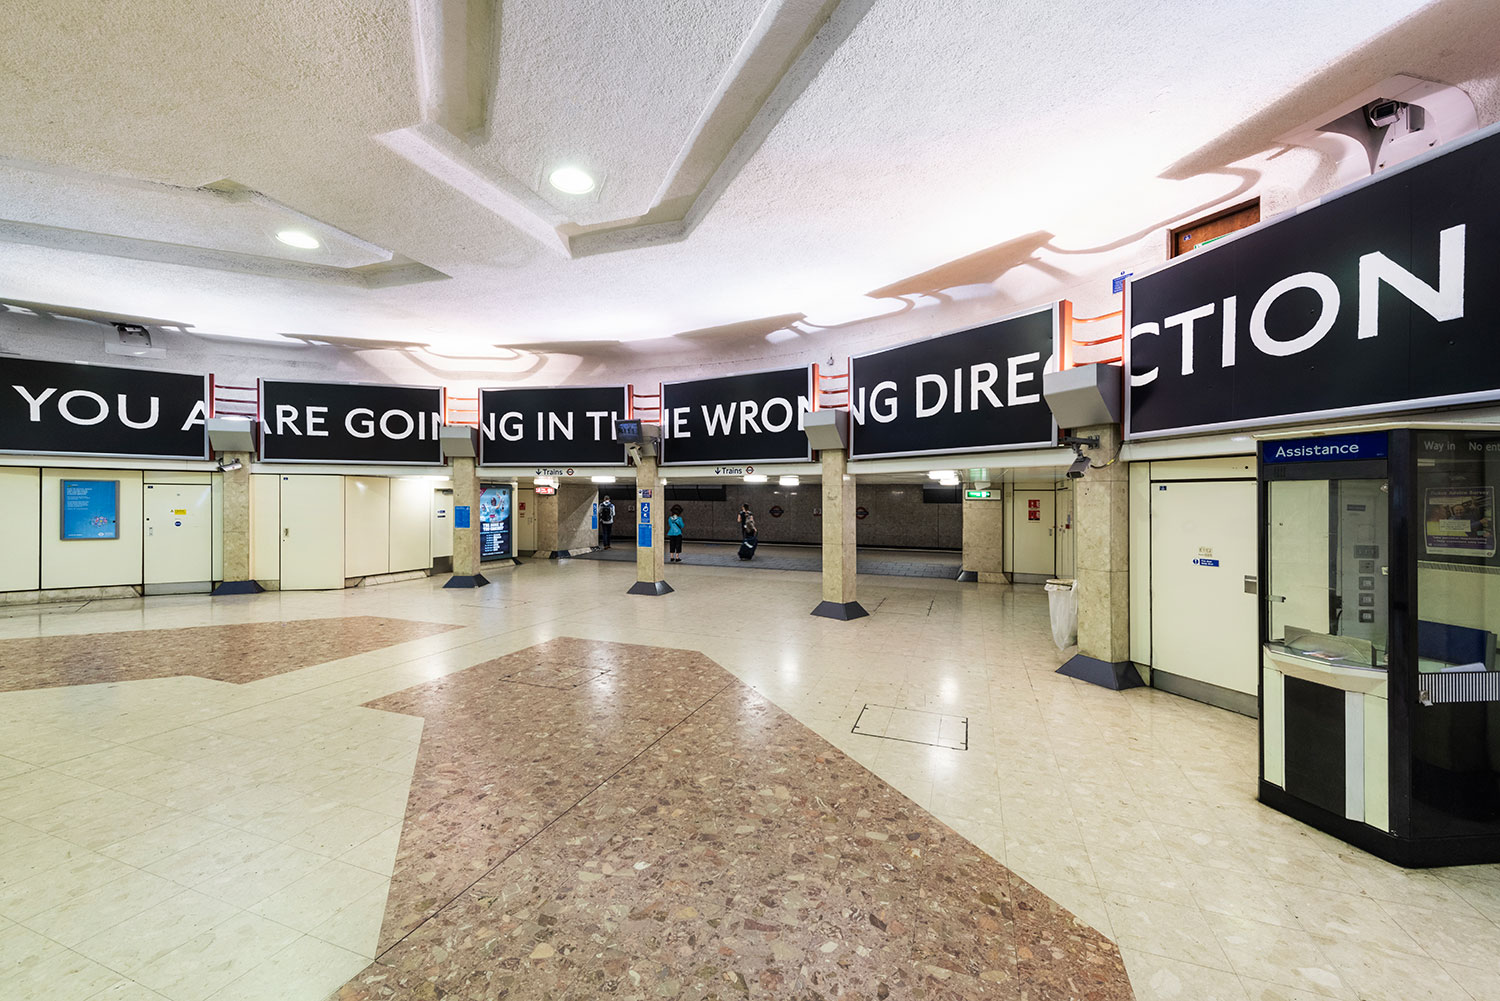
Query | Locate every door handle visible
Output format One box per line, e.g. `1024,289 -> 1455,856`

283,528 -> 290,539
1266,594 -> 1286,603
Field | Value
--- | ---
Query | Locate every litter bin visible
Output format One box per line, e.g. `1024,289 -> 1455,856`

1045,578 -> 1077,649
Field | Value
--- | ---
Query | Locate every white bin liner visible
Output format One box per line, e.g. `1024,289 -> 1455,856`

1045,578 -> 1078,650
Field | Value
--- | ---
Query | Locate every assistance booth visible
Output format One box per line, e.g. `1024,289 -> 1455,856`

1258,424 -> 1500,866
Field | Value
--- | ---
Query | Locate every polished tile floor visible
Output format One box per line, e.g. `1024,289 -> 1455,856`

2,559 -> 1500,1000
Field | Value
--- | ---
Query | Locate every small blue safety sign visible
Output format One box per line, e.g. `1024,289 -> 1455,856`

454,505 -> 471,529
640,501 -> 651,524
1192,558 -> 1220,567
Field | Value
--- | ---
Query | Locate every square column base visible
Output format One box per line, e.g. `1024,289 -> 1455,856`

1057,654 -> 1144,690
212,580 -> 264,596
811,600 -> 869,620
627,580 -> 674,596
955,570 -> 979,582
443,573 -> 491,589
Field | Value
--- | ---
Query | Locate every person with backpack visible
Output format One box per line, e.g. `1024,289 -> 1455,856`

737,503 -> 758,561
599,494 -> 615,549
666,505 -> 685,563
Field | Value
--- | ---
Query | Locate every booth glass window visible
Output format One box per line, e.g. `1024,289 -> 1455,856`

1412,430 -> 1500,836
1265,478 -> 1390,666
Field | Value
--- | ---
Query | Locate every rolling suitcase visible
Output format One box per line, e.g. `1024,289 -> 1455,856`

738,536 -> 758,560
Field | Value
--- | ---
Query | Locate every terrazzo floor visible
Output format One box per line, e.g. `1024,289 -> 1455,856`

2,559 -> 1500,1000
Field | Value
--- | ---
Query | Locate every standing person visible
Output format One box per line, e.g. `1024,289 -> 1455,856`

599,494 -> 615,549
666,505 -> 685,563
737,503 -> 758,561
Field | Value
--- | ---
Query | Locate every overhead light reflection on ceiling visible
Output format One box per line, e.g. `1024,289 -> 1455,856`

275,229 -> 320,249
548,166 -> 596,195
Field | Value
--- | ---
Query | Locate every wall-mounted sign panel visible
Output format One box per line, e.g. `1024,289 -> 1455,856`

661,367 -> 812,465
1128,124 -> 1500,439
60,479 -> 120,539
3,358 -> 209,460
478,386 -> 627,466
849,306 -> 1058,459
259,380 -> 445,464
479,484 -> 513,560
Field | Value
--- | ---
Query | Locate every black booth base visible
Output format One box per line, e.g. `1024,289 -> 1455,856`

443,573 -> 491,589
955,570 -> 978,583
627,580 -> 674,596
811,600 -> 869,620
1056,654 -> 1144,691
1259,780 -> 1500,868
211,580 -> 264,596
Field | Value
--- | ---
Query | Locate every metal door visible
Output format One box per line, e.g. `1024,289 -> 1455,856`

1151,480 -> 1259,698
143,483 -> 212,591
279,475 -> 345,590
1013,490 -> 1056,581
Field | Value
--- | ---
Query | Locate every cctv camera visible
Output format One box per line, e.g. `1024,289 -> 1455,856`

1066,454 -> 1090,479
626,443 -> 644,464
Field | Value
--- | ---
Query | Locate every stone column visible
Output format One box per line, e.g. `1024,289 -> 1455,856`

443,456 -> 489,588
959,494 -> 1005,583
812,448 -> 867,619
212,451 -> 261,595
627,455 -> 672,596
1059,423 -> 1140,688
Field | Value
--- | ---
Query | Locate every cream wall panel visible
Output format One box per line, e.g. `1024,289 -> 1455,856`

389,478 -> 431,572
1364,695 -> 1390,831
344,476 -> 391,578
0,467 -> 41,592
211,472 -> 224,581
250,474 -> 280,581
279,475 -> 344,590
41,468 -> 143,589
1263,668 -> 1285,788
1129,462 -> 1152,668
1149,457 -> 1256,481
143,471 -> 212,484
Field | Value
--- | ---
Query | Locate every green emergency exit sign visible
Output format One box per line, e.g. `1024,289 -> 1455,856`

966,490 -> 992,499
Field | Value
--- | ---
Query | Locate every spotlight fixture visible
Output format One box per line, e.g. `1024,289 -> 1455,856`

275,230 -> 320,249
548,166 -> 596,195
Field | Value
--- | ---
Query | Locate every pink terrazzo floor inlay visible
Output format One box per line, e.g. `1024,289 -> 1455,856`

344,637 -> 1133,1000
0,616 -> 462,691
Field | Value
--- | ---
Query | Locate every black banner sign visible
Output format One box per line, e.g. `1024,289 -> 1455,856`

1128,126 -> 1500,438
661,367 -> 812,465
259,380 -> 444,463
849,307 -> 1057,459
478,386 -> 627,466
2,358 -> 209,459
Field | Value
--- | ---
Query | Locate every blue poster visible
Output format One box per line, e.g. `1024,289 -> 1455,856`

479,485 -> 513,560
61,480 -> 119,539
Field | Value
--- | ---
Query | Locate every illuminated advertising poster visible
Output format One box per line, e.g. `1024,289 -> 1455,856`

60,480 -> 120,539
479,485 -> 513,560
1425,486 -> 1496,558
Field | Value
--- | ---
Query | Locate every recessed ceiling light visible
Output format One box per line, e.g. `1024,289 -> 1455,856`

548,166 -> 596,195
276,230 -> 320,250
743,474 -> 768,483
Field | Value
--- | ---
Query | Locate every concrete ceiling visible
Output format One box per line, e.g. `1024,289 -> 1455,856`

1,0 -> 1494,355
